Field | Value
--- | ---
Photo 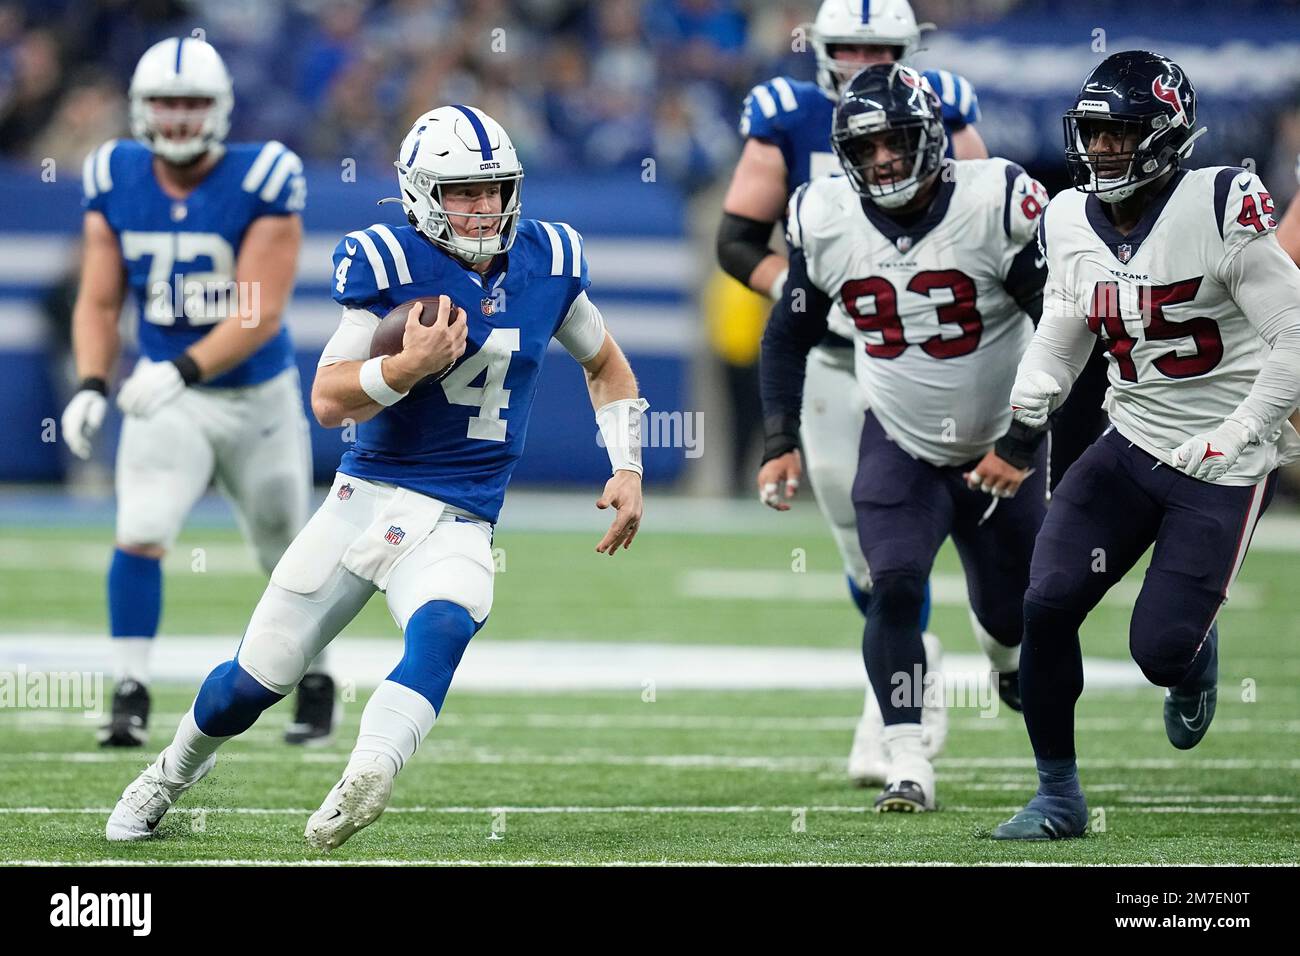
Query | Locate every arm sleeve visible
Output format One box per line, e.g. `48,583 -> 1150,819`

716,211 -> 779,287
554,291 -> 607,364
758,244 -> 833,460
318,308 -> 380,367
1221,233 -> 1300,439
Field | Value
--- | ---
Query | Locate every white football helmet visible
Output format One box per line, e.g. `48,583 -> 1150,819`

809,0 -> 923,98
129,37 -> 233,165
383,105 -> 524,264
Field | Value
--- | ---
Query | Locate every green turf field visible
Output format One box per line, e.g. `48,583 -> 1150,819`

1,519 -> 1297,865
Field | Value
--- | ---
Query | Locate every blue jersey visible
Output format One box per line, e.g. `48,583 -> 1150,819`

739,70 -> 980,196
331,219 -> 590,523
82,139 -> 305,387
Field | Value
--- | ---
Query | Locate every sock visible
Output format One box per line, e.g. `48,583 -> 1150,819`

108,549 -> 162,683
192,659 -> 284,737
347,680 -> 437,777
862,573 -> 928,726
882,722 -> 930,784
1020,599 -> 1086,761
160,709 -> 229,784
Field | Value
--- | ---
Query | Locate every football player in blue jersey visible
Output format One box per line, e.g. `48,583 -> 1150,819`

105,106 -> 648,849
716,0 -> 1005,789
58,38 -> 335,748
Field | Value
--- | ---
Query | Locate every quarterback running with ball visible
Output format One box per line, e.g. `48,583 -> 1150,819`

59,37 -> 334,748
105,106 -> 648,850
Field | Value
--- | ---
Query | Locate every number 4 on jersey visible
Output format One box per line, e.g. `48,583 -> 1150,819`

441,327 -> 520,441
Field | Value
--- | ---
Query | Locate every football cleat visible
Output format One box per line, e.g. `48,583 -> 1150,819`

993,806 -> 1086,842
98,679 -> 151,748
874,779 -> 935,813
1164,624 -> 1218,750
305,763 -> 393,851
284,673 -> 337,746
997,670 -> 1023,712
105,752 -> 215,841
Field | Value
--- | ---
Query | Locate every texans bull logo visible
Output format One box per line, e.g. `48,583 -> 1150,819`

1151,72 -> 1189,128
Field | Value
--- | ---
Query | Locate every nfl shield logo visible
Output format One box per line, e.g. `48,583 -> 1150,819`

337,483 -> 354,501
481,297 -> 494,316
896,236 -> 913,253
1117,243 -> 1133,263
384,525 -> 406,546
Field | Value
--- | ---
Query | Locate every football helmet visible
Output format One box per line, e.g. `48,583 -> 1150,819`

832,63 -> 946,209
809,0 -> 922,98
382,105 -> 523,264
129,37 -> 233,165
1063,50 -> 1206,203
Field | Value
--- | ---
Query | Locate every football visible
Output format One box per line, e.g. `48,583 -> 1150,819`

369,295 -> 464,358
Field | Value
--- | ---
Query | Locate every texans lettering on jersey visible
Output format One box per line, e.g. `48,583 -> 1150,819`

789,158 -> 1045,465
739,70 -> 980,194
1040,166 -> 1284,484
82,139 -> 305,388
331,220 -> 590,522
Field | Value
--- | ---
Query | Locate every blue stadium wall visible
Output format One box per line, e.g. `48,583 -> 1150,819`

0,161 -> 693,486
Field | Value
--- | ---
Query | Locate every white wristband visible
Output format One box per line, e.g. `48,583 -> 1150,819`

596,397 -> 649,476
359,356 -> 408,407
768,267 -> 789,302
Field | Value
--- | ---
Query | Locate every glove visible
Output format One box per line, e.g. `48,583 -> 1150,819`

1009,370 -> 1063,429
117,358 -> 194,418
61,387 -> 107,460
1171,418 -> 1253,481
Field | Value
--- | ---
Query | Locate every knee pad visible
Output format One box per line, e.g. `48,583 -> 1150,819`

236,584 -> 329,693
193,659 -> 284,737
388,600 -> 483,713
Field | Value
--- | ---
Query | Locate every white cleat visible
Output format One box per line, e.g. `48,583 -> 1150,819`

105,753 -> 215,841
875,749 -> 937,813
305,763 -> 393,851
848,631 -> 947,785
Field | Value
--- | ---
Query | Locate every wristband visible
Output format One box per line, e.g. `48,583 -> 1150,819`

359,356 -> 408,407
596,397 -> 649,476
79,376 -> 108,396
171,353 -> 202,386
761,412 -> 801,464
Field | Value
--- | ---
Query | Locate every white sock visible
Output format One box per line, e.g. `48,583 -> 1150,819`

883,722 -> 929,779
160,709 -> 230,784
968,610 -> 1020,673
345,680 -> 436,778
113,638 -> 153,685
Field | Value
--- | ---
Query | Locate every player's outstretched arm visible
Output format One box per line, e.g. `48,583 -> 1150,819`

312,296 -> 467,427
61,211 -> 126,458
576,330 -> 646,556
718,139 -> 791,299
184,214 -> 303,380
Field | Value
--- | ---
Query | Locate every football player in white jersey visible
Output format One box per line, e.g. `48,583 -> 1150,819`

58,38 -> 332,747
993,51 -> 1300,840
718,0 -> 993,791
758,64 -> 1050,811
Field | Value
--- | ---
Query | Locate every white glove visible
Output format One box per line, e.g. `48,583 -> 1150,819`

60,388 -> 107,460
1009,370 -> 1063,429
1171,418 -> 1253,482
117,360 -> 186,418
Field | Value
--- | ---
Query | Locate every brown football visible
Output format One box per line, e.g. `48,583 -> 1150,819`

369,296 -> 463,358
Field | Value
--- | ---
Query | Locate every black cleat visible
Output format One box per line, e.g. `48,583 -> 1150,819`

998,670 -> 1022,712
990,807 -> 1085,841
98,679 -> 150,748
873,780 -> 933,813
284,673 -> 337,746
1165,624 -> 1218,750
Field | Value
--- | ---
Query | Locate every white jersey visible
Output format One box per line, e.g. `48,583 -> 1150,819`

789,158 -> 1046,465
1040,165 -> 1294,484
